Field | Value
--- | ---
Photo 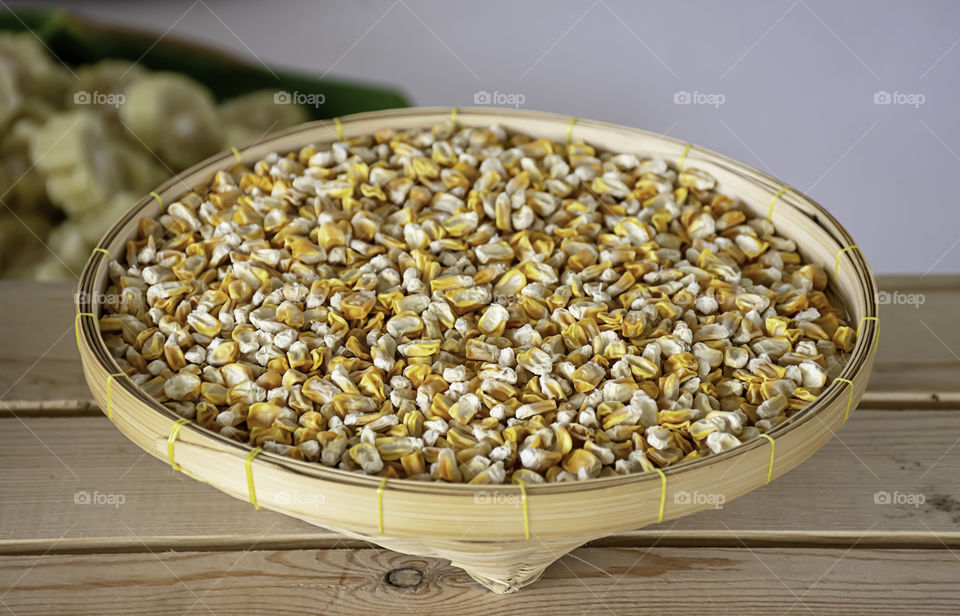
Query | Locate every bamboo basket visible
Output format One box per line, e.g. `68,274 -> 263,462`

76,107 -> 879,593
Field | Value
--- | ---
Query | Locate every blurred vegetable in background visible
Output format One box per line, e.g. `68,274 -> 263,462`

0,9 -> 408,280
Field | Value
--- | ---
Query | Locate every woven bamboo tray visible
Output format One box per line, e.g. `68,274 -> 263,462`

75,107 -> 879,593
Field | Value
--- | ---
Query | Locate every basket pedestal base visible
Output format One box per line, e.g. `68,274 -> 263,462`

373,536 -> 590,594
458,562 -> 550,594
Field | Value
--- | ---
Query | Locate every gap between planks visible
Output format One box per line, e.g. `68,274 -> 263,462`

2,530 -> 960,557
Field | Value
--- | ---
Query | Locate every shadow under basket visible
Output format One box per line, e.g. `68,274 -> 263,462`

75,107 -> 879,593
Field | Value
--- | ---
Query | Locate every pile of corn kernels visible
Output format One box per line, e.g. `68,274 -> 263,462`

98,119 -> 856,484
0,32 -> 308,280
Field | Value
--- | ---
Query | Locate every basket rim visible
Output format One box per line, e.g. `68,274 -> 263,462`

76,105 -> 879,496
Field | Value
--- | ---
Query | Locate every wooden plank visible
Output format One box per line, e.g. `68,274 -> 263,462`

1,276 -> 958,409
0,547 -> 957,615
865,276 -> 960,402
0,279 -> 956,608
0,282 -> 93,405
2,411 -> 959,552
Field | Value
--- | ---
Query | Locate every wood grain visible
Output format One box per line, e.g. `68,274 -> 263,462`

0,547 -> 957,615
3,276 -> 957,409
2,411 -> 958,552
0,282 -> 90,405
1,278 -> 957,603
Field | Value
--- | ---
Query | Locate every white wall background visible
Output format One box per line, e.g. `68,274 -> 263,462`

20,0 -> 960,274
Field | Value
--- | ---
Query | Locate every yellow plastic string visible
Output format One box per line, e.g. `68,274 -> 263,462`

518,481 -> 530,540
677,143 -> 692,171
75,312 -> 94,353
245,448 -> 262,509
334,117 -> 343,141
653,467 -> 666,523
231,147 -> 242,165
167,418 -> 192,473
149,191 -> 163,208
377,477 -> 388,534
767,185 -> 789,221
758,434 -> 776,484
565,117 -> 578,145
834,378 -> 855,425
105,372 -> 125,422
834,245 -> 862,280
857,316 -> 880,354
91,247 -> 111,260
450,107 -> 458,124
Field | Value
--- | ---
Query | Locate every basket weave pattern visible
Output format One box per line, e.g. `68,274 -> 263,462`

76,108 -> 878,593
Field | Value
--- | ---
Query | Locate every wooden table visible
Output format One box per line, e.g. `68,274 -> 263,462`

1,276 -> 958,614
